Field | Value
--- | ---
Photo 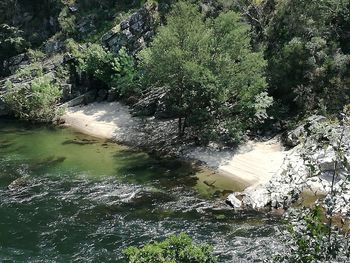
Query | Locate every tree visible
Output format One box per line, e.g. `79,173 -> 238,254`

266,0 -> 350,114
139,1 -> 270,143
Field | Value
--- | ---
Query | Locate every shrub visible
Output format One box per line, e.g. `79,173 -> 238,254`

66,40 -> 138,97
58,6 -> 76,36
123,233 -> 217,263
4,76 -> 62,122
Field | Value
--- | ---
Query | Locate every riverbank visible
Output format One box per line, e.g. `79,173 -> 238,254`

61,102 -> 287,190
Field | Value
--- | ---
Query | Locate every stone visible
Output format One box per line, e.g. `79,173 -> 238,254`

242,187 -> 271,209
129,12 -> 144,27
144,30 -> 154,40
43,39 -> 64,54
102,3 -> 159,55
96,89 -> 108,102
84,90 -> 97,104
133,37 -> 146,51
68,4 -> 78,12
120,20 -> 129,30
3,53 -> 29,74
226,194 -> 242,209
7,177 -> 29,191
282,115 -> 327,147
107,89 -> 117,102
77,15 -> 96,33
304,177 -> 330,195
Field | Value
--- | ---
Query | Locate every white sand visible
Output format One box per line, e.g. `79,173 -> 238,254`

62,102 -> 287,188
186,140 -> 286,187
61,102 -> 141,141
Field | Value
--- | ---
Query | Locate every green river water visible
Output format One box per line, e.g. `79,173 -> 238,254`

0,119 -> 282,262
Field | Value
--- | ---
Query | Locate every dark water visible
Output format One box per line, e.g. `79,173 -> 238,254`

0,119 -> 282,262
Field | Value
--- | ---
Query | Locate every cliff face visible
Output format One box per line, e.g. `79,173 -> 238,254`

0,0 -> 63,76
0,0 -> 62,46
0,0 -> 162,117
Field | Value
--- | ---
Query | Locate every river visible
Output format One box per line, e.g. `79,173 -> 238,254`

0,119 -> 282,262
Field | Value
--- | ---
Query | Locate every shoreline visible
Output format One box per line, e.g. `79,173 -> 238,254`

60,101 -> 287,192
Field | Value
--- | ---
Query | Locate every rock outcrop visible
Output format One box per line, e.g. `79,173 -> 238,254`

228,116 -> 350,215
0,52 -> 73,117
102,2 -> 159,55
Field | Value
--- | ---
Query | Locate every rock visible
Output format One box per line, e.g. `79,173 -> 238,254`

242,187 -> 271,209
133,87 -> 167,117
61,84 -> 73,101
7,177 -> 29,191
304,177 -> 330,195
226,193 -> 242,209
144,30 -> 154,40
23,12 -> 34,23
120,20 -> 129,30
43,38 -> 64,54
84,90 -> 97,104
77,14 -> 96,33
234,118 -> 350,214
107,89 -> 117,102
61,94 -> 85,108
68,4 -> 78,12
282,115 -> 327,147
3,53 -> 30,74
96,89 -> 108,102
283,125 -> 304,147
102,2 -> 159,55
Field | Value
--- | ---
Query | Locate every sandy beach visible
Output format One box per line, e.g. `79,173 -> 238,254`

61,102 -> 287,188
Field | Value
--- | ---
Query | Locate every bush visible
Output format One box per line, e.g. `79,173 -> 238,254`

123,233 -> 217,263
66,40 -> 138,97
58,6 -> 76,36
4,76 -> 62,122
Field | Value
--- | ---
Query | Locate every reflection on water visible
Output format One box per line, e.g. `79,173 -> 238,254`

0,118 -> 282,262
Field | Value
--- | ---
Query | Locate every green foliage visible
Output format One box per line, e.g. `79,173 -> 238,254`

139,1 -> 270,142
58,6 -> 77,36
4,76 -> 62,122
266,0 -> 350,114
27,48 -> 45,62
0,24 -> 28,56
16,63 -> 43,78
276,206 -> 330,263
0,24 -> 29,74
66,40 -> 138,96
277,109 -> 350,262
123,233 -> 217,263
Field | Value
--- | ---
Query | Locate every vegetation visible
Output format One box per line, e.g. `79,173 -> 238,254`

4,76 -> 62,122
265,0 -> 350,114
1,0 -> 350,261
66,40 -> 138,96
276,107 -> 350,262
123,233 -> 217,263
140,1 -> 270,142
0,24 -> 28,75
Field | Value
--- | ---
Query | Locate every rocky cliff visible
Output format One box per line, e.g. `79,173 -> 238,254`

228,115 -> 350,215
